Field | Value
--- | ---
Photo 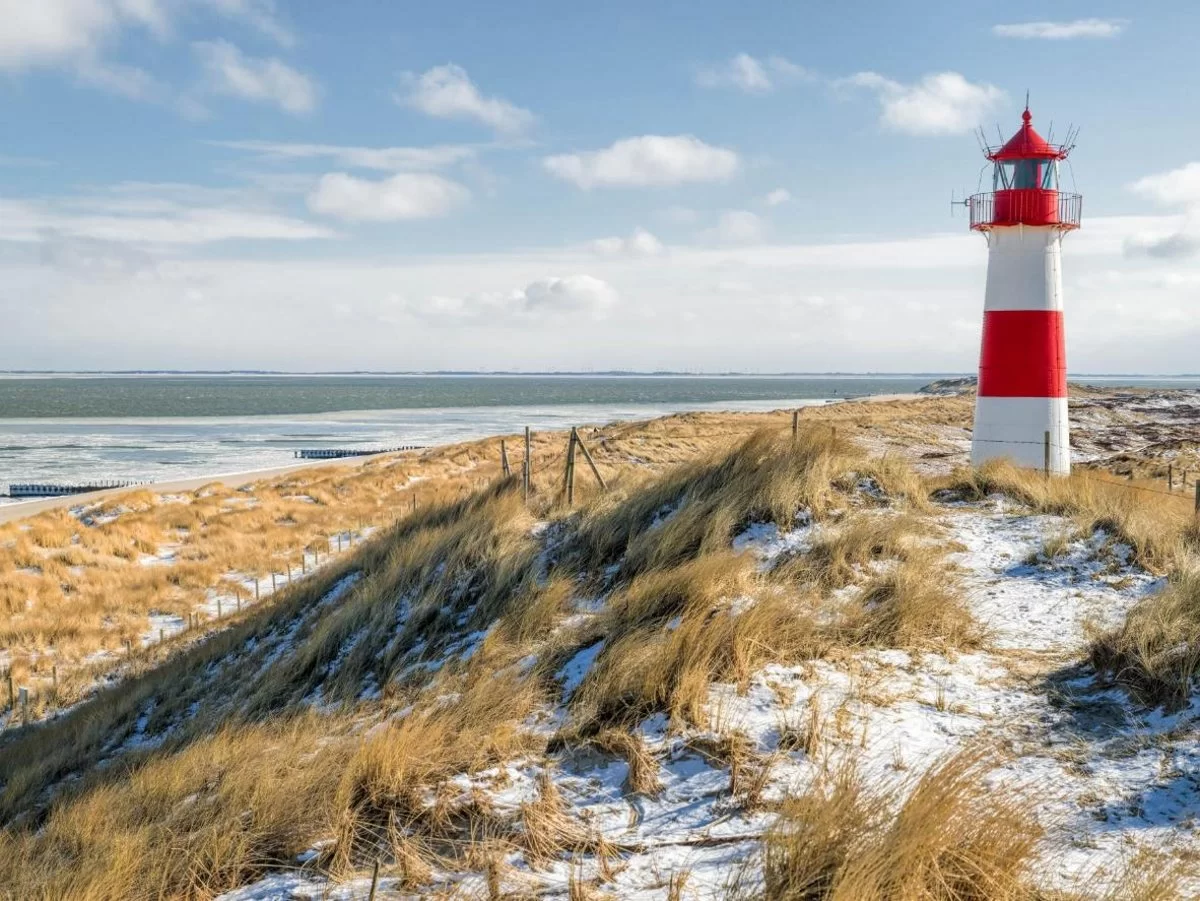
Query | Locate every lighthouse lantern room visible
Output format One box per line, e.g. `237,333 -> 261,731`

966,106 -> 1081,475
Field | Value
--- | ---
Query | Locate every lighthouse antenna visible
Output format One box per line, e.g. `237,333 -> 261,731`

976,162 -> 989,194
1047,119 -> 1054,143
1024,89 -> 1030,111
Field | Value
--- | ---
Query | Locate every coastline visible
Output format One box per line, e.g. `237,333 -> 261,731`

0,394 -> 931,526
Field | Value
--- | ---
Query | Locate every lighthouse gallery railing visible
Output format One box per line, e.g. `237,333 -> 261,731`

968,191 -> 1082,231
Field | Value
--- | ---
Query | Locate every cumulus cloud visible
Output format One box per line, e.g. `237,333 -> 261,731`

588,227 -> 664,257
695,53 -> 810,93
1129,162 -> 1200,207
544,135 -> 739,190
398,275 -> 617,323
765,188 -> 791,206
214,140 -> 476,171
306,172 -> 470,222
841,71 -> 1005,135
0,0 -> 162,71
398,64 -> 534,134
993,19 -> 1126,39
195,40 -> 317,113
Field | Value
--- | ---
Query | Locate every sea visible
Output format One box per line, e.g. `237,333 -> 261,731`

1,373 -> 1196,504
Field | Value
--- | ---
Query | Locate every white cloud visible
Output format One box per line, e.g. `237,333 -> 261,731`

199,0 -> 294,46
841,71 -> 1005,135
398,64 -> 534,134
765,188 -> 791,206
194,39 -> 316,114
0,188 -> 333,246
707,210 -> 765,244
214,140 -> 477,171
544,135 -> 739,190
993,19 -> 1126,40
398,275 -> 617,323
306,172 -> 470,222
74,56 -> 162,100
1129,162 -> 1200,207
588,227 -> 664,256
696,53 -> 810,93
0,0 -> 162,70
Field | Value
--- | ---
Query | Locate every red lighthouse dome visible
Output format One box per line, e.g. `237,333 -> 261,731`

968,108 -> 1082,231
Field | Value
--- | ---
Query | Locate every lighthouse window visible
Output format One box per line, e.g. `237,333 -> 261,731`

1012,159 -> 1041,189
1041,161 -> 1058,189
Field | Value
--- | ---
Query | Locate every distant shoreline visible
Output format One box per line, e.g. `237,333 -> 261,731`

3,371 -> 1199,379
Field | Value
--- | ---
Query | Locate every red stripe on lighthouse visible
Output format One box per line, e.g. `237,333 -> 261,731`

978,310 -> 1067,398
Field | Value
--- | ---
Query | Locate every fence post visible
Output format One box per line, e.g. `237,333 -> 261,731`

367,859 -> 380,901
217,597 -> 223,619
271,572 -> 278,592
575,430 -> 607,490
7,670 -> 13,710
19,686 -> 28,726
792,410 -> 799,440
1043,431 -> 1051,477
565,428 -> 578,506
501,439 -> 511,478
255,579 -> 260,601
1195,483 -> 1199,518
1168,465 -> 1174,492
523,427 -> 532,504
51,665 -> 58,701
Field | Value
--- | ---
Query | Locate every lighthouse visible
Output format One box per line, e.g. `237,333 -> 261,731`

967,106 -> 1081,474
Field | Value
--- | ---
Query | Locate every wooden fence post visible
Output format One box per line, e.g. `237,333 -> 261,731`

575,430 -> 607,490
792,410 -> 799,440
1195,483 -> 1199,518
7,670 -> 14,709
217,597 -> 223,619
523,427 -> 532,504
1043,431 -> 1051,477
271,572 -> 278,592
51,665 -> 58,701
1168,464 -> 1174,492
501,439 -> 511,478
19,686 -> 28,726
367,859 -> 380,901
255,579 -> 260,601
565,428 -> 578,506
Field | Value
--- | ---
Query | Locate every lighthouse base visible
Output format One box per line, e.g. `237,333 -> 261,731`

971,396 -> 1070,474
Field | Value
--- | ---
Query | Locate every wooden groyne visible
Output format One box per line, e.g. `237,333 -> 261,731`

6,481 -> 147,498
294,446 -> 424,460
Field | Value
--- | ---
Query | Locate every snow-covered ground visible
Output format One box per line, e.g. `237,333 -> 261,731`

218,495 -> 1200,899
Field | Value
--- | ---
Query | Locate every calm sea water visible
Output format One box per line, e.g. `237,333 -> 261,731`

1,374 -> 1195,501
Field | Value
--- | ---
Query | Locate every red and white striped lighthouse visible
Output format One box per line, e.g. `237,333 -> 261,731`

967,106 -> 1081,474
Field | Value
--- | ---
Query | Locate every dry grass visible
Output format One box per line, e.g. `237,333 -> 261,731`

938,460 -> 1197,571
1090,558 -> 1200,708
758,750 -> 1042,900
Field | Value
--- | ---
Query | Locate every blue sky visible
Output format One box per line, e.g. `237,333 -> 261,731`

1,1 -> 1196,372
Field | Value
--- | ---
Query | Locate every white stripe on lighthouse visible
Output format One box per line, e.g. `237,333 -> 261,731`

973,225 -> 1070,475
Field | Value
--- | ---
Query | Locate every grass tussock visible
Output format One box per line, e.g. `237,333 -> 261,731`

940,460 -> 1196,571
759,750 -> 1042,900
1090,558 -> 1200,708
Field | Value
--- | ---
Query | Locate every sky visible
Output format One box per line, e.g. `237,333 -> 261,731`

1,1 -> 1197,373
